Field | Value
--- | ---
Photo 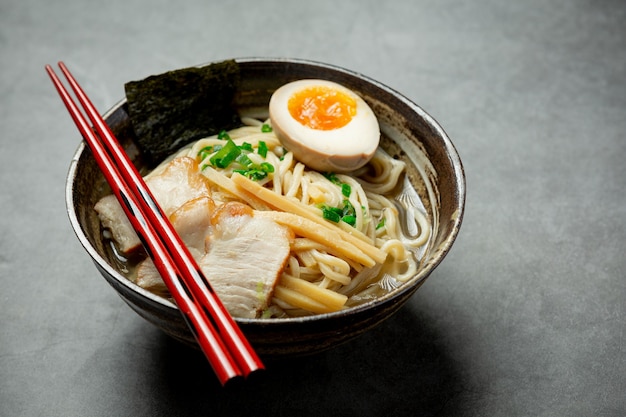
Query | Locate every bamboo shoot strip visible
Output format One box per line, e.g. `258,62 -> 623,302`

279,274 -> 347,311
255,210 -> 376,268
231,173 -> 388,265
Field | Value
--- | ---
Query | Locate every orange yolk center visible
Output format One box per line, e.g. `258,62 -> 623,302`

288,86 -> 357,130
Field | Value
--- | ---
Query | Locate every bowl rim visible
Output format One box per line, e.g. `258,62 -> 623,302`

66,57 -> 466,325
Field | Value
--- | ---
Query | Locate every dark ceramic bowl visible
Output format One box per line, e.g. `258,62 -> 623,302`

66,58 -> 465,356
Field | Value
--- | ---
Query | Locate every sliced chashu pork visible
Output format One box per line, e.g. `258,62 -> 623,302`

135,196 -> 214,294
197,202 -> 293,318
136,199 -> 292,318
94,157 -> 212,254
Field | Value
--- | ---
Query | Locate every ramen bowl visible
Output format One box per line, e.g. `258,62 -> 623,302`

66,58 -> 465,356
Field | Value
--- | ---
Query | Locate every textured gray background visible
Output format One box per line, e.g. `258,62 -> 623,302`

1,0 -> 624,415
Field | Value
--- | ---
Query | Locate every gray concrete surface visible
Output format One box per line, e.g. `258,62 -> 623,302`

1,0 -> 624,415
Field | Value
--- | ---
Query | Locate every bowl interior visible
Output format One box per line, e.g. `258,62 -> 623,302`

66,58 -> 465,355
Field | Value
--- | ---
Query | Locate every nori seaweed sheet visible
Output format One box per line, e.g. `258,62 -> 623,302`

124,60 -> 241,166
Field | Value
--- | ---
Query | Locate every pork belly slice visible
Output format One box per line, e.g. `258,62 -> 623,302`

135,196 -> 214,294
94,194 -> 139,254
135,247 -> 205,297
197,202 -> 292,319
169,196 -> 215,251
136,201 -> 292,319
143,157 -> 213,217
94,156 -> 212,254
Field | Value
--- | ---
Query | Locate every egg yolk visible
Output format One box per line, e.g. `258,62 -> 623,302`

288,86 -> 357,131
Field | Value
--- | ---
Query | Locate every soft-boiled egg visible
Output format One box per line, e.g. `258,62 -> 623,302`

269,79 -> 380,173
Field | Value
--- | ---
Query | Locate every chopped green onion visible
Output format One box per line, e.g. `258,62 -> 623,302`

342,215 -> 356,227
319,201 -> 359,227
198,146 -> 213,161
236,153 -> 254,168
248,170 -> 268,180
217,129 -> 230,140
261,124 -> 272,133
240,142 -> 254,152
232,161 -> 275,181
321,206 -> 342,223
234,169 -> 266,181
210,139 -> 240,168
376,218 -> 386,230
323,172 -> 341,185
260,162 -> 274,173
341,183 -> 351,197
258,141 -> 268,158
342,199 -> 355,217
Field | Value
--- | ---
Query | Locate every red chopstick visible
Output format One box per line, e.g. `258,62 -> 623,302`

46,62 -> 263,385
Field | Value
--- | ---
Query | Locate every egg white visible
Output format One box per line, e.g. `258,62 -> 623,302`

269,79 -> 380,173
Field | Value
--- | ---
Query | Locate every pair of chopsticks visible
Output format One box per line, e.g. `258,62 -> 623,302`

46,62 -> 263,386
